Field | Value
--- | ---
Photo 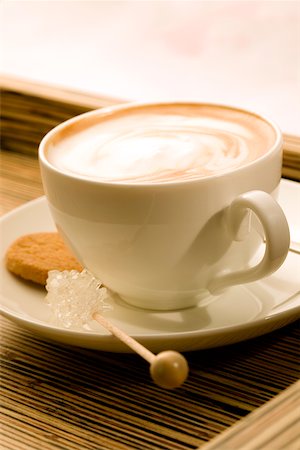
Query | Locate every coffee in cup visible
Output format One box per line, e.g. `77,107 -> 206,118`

46,103 -> 275,183
39,103 -> 290,310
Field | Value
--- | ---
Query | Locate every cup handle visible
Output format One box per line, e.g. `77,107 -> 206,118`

207,190 -> 290,294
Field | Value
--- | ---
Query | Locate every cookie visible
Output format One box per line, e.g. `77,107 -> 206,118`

5,232 -> 83,285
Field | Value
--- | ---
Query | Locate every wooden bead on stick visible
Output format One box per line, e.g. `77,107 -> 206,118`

150,351 -> 189,389
93,312 -> 189,389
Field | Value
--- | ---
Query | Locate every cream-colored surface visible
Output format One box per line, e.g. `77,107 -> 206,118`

1,1 -> 299,135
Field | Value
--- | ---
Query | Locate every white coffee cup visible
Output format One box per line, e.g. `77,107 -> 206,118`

39,102 -> 290,310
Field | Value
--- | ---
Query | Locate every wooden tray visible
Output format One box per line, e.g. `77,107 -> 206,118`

1,75 -> 299,450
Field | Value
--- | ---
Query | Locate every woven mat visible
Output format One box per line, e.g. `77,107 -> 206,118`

1,315 -> 299,449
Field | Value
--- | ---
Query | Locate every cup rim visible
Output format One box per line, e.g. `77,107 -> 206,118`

39,101 -> 283,187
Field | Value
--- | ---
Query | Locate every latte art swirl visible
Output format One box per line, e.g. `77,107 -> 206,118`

47,104 -> 276,183
83,128 -> 250,182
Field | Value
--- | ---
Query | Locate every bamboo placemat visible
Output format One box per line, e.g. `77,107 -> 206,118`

0,76 -> 299,450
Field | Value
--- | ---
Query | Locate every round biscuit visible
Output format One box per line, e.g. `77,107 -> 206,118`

5,232 -> 83,285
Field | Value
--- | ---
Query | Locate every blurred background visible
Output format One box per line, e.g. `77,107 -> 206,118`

1,0 -> 299,134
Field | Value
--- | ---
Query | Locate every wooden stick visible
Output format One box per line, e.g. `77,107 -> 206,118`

92,312 -> 189,389
93,312 -> 154,364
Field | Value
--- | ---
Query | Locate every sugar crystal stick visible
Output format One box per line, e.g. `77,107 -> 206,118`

46,270 -> 189,389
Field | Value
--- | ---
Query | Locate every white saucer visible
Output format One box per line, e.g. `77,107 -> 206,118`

1,180 -> 299,353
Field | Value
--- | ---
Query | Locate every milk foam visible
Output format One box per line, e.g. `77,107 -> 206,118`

47,105 -> 276,183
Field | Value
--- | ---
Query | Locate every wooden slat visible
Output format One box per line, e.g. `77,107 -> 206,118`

201,380 -> 300,450
0,151 -> 44,214
282,135 -> 300,181
0,74 -> 119,109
